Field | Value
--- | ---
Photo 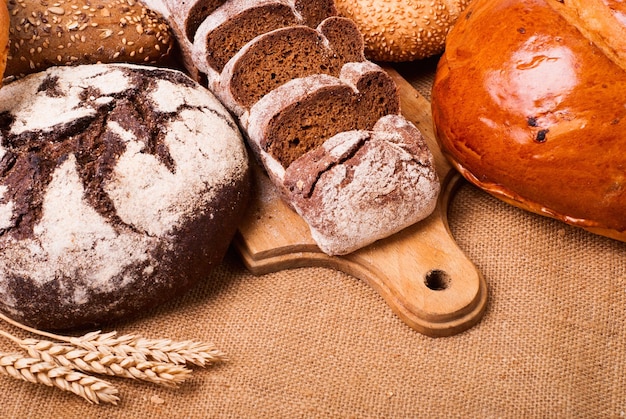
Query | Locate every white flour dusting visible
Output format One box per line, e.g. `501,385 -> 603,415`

0,64 -> 249,314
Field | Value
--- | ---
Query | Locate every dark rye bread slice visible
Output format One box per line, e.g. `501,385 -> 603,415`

246,61 -> 400,169
164,0 -> 226,41
0,63 -> 250,329
191,0 -> 337,79
281,115 -> 440,255
214,17 -> 365,117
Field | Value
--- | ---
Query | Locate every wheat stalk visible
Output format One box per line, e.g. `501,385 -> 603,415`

0,332 -> 192,387
68,331 -> 226,367
0,311 -> 228,404
0,312 -> 226,367
0,352 -> 120,405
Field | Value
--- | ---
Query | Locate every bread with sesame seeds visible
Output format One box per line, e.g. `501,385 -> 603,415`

0,63 -> 250,330
333,0 -> 472,62
4,0 -> 178,80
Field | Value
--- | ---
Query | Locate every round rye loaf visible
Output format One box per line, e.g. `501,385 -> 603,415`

0,63 -> 250,330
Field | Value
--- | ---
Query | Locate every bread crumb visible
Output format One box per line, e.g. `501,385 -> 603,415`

150,395 -> 165,405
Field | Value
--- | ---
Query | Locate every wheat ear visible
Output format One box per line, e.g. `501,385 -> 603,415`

0,312 -> 226,367
0,331 -> 192,387
69,332 -> 227,366
0,352 -> 120,405
0,312 -> 228,404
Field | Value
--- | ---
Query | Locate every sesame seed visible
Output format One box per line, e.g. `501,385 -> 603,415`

47,6 -> 65,15
99,29 -> 113,39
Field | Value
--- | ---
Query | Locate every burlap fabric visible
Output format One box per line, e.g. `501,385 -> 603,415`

1,59 -> 625,418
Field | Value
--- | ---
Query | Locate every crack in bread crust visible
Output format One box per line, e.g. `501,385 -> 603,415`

0,63 -> 250,329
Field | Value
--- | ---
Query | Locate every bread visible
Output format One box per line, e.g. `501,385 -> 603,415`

243,62 -> 438,255
213,16 -> 365,118
0,63 -> 250,329
164,0 -> 225,41
0,0 -> 8,83
152,0 -> 440,255
246,61 -> 400,168
333,0 -> 471,62
191,0 -> 337,79
431,0 -> 626,241
282,114 -> 440,255
5,0 -> 178,79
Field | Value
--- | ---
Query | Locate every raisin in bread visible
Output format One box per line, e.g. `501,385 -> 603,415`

0,63 -> 250,329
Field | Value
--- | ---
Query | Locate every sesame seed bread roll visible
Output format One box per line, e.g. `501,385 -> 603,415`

5,0 -> 177,79
334,0 -> 472,62
0,0 -> 8,83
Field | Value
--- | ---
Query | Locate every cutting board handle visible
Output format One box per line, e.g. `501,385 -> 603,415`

233,67 -> 487,337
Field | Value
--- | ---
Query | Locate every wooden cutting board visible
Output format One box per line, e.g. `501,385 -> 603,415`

233,67 -> 487,337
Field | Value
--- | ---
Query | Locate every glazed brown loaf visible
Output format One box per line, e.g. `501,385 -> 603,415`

431,0 -> 626,241
5,0 -> 177,79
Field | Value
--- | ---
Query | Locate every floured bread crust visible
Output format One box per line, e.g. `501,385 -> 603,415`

0,63 -> 249,329
284,115 -> 440,255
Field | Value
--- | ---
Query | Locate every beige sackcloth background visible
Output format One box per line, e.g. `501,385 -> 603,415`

1,57 -> 625,418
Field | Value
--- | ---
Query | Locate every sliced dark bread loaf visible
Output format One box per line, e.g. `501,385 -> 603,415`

215,17 -> 365,117
140,0 -> 223,81
246,61 -> 400,168
144,0 -> 441,255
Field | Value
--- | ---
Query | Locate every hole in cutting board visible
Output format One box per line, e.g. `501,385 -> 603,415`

424,269 -> 451,291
